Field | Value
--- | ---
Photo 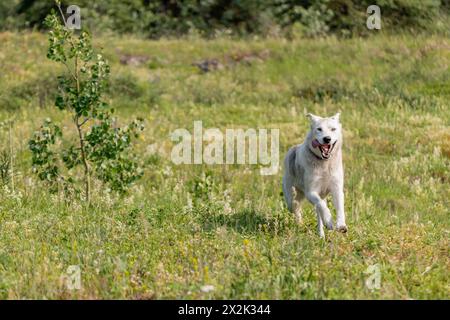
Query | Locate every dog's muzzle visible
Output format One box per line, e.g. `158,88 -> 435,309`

312,139 -> 337,159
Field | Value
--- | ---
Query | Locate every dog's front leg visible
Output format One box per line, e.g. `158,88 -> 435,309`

316,211 -> 324,238
305,191 -> 333,234
331,180 -> 347,233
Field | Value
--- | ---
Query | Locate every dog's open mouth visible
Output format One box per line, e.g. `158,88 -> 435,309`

313,140 -> 336,159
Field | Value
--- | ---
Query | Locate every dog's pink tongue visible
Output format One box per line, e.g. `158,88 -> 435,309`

322,144 -> 330,152
312,139 -> 321,148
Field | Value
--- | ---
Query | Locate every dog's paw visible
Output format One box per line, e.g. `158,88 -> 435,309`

323,218 -> 333,231
316,204 -> 333,230
336,224 -> 348,233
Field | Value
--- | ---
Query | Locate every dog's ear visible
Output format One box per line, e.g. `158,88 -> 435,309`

306,113 -> 322,123
331,112 -> 340,122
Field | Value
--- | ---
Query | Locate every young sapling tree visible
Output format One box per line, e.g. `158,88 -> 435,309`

29,6 -> 144,204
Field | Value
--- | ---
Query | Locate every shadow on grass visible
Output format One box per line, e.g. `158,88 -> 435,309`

200,207 -> 292,236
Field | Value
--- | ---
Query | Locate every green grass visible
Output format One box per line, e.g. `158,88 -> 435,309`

0,31 -> 449,299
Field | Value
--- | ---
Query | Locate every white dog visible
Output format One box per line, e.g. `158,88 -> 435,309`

282,112 -> 347,237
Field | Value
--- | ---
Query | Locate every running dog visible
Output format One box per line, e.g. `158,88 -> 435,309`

282,112 -> 347,237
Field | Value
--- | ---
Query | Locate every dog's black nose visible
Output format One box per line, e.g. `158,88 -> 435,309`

323,136 -> 331,144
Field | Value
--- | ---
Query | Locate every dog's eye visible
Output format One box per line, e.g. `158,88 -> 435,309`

317,128 -> 322,132
331,128 -> 336,131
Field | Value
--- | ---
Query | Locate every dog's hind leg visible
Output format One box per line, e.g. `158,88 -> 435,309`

283,177 -> 304,224
282,177 -> 294,212
292,187 -> 304,224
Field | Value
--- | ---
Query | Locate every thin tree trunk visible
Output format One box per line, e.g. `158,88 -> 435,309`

76,117 -> 90,204
73,53 -> 91,205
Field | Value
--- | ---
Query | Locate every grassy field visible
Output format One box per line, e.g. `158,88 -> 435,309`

0,31 -> 449,299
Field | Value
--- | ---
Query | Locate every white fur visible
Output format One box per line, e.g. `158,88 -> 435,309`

282,112 -> 347,237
